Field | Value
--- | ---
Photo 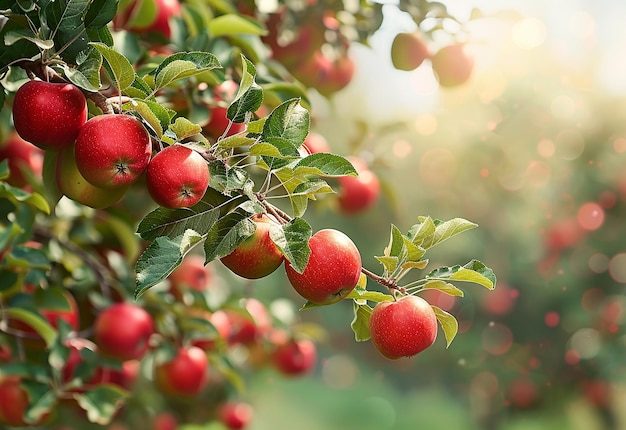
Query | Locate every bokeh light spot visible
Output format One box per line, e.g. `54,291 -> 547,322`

588,254 -> 609,274
322,354 -> 359,390
392,139 -> 413,159
569,328 -> 601,360
482,323 -> 513,355
512,17 -> 547,50
414,114 -> 438,135
537,139 -> 555,158
608,253 -> 626,283
544,311 -> 560,327
577,202 -> 604,231
471,371 -> 499,398
613,137 -> 626,153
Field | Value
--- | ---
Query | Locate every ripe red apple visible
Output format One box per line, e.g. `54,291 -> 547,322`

431,43 -> 474,87
0,376 -> 50,426
337,157 -> 380,215
220,214 -> 284,279
190,310 -> 231,351
285,229 -> 361,305
153,412 -> 178,430
219,401 -> 253,430
227,298 -> 272,345
0,132 -> 44,187
56,143 -> 128,209
154,346 -> 208,397
272,338 -> 317,376
114,0 -> 182,39
202,81 -> 246,140
75,114 -> 151,189
168,254 -> 213,297
369,295 -> 437,359
316,54 -> 355,96
391,32 -> 430,71
264,21 -> 324,69
93,302 -> 155,361
146,144 -> 210,208
301,132 -> 330,154
11,80 -> 87,149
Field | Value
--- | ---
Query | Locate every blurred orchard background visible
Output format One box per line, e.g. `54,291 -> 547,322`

246,1 -> 626,429
2,0 -> 626,429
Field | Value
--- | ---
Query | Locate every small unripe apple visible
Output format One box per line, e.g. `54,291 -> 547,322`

431,43 -> 474,87
220,214 -> 284,279
391,32 -> 430,71
94,302 -> 155,361
337,157 -> 380,215
369,295 -> 437,359
146,144 -> 210,208
219,401 -> 253,430
56,144 -> 128,209
272,338 -> 317,376
154,346 -> 208,397
285,229 -> 361,305
75,114 -> 151,189
12,80 -> 87,149
0,132 -> 44,187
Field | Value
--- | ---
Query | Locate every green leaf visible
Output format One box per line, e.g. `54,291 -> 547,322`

270,217 -> 312,274
169,117 -> 203,140
421,218 -> 478,249
136,190 -> 228,240
5,307 -> 56,348
288,178 -> 334,217
23,383 -> 56,425
0,182 -> 50,214
91,42 -> 136,91
427,260 -> 496,290
262,98 -> 310,147
62,47 -> 103,91
0,19 -> 40,75
293,153 -> 358,177
207,14 -> 268,37
84,0 -> 119,29
4,28 -> 54,49
123,100 -> 172,138
351,302 -> 373,342
42,150 -> 63,210
406,216 -> 436,245
374,255 -> 398,275
431,305 -> 458,348
203,212 -> 255,262
153,51 -> 221,91
421,280 -> 464,297
74,384 -> 130,425
134,231 -> 203,298
226,55 -> 264,122
217,134 -> 257,150
346,289 -> 394,304
386,224 -> 405,259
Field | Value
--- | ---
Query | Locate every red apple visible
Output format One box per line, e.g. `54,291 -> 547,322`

11,80 -> 87,149
369,295 -> 437,359
431,43 -> 474,87
168,254 -> 214,297
227,298 -> 272,345
391,32 -> 430,71
203,81 -> 246,140
93,302 -> 155,361
153,412 -> 178,430
0,376 -> 50,426
264,21 -> 324,69
337,157 -> 380,215
190,310 -> 231,351
301,132 -> 330,154
56,143 -> 128,209
272,338 -> 317,376
146,144 -> 210,208
219,401 -> 253,430
316,54 -> 355,96
0,132 -> 44,187
114,0 -> 182,39
220,214 -> 284,279
154,346 -> 208,397
285,229 -> 361,305
75,114 -> 151,189
506,378 -> 539,409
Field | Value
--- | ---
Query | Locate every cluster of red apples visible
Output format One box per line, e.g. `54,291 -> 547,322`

391,31 -> 475,87
10,79 -> 210,210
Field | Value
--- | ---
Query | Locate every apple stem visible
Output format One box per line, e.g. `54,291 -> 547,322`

360,267 -> 405,297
